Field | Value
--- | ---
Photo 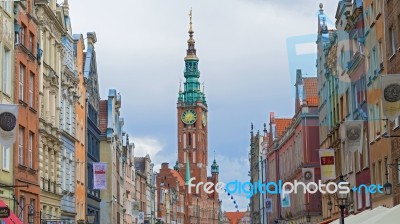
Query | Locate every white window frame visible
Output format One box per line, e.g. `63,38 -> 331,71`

28,132 -> 33,168
3,48 -> 11,95
19,64 -> 25,101
390,27 -> 396,56
29,73 -> 34,107
19,197 -> 25,222
19,127 -> 24,165
357,190 -> 363,209
2,147 -> 10,171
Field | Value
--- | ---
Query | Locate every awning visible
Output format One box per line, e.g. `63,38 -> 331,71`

362,204 -> 400,224
329,206 -> 391,224
319,217 -> 338,224
0,200 -> 22,224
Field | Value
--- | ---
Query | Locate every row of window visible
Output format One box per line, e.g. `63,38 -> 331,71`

0,1 -> 13,15
388,14 -> 400,57
18,126 -> 35,168
18,197 -> 36,223
371,158 -> 400,186
18,63 -> 36,108
1,46 -> 12,96
18,22 -> 36,55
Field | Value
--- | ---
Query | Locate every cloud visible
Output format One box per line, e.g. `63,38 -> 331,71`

66,0 -> 342,212
131,136 -> 171,171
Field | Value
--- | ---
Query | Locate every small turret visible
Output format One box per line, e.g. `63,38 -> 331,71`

211,159 -> 219,175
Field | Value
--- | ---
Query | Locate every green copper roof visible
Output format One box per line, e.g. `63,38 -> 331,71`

178,10 -> 207,105
211,159 -> 219,174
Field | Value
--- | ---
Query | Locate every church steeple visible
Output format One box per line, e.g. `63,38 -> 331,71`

179,9 -> 206,105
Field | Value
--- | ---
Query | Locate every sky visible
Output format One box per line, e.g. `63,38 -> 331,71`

66,0 -> 338,211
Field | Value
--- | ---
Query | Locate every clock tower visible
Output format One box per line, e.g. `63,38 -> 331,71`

176,9 -> 209,187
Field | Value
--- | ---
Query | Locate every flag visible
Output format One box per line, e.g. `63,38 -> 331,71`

93,162 -> 107,189
0,104 -> 18,147
344,120 -> 364,153
132,201 -> 140,218
138,212 -> 144,224
319,149 -> 336,181
382,74 -> 400,121
265,198 -> 272,213
281,191 -> 290,208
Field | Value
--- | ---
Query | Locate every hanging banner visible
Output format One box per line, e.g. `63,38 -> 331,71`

0,104 -> 18,147
93,162 -> 107,189
281,191 -> 290,208
265,198 -> 272,213
344,120 -> 364,153
382,74 -> 400,121
138,212 -> 145,224
319,149 -> 336,181
302,168 -> 315,184
132,201 -> 140,218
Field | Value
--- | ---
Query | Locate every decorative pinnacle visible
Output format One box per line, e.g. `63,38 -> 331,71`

319,3 -> 324,13
189,8 -> 193,34
213,149 -> 216,160
179,78 -> 182,92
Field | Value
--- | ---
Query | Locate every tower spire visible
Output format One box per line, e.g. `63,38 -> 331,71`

185,9 -> 198,60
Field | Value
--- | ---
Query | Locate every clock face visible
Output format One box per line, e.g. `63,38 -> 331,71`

202,111 -> 207,127
181,109 -> 197,125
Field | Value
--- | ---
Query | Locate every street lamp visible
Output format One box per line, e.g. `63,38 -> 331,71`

87,212 -> 95,224
383,157 -> 394,195
334,174 -> 349,224
306,209 -> 311,223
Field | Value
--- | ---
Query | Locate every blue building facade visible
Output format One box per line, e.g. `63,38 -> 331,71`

60,4 -> 79,223
84,32 -> 102,224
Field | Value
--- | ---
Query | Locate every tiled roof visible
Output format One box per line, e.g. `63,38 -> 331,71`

99,100 -> 108,134
170,170 -> 185,187
303,77 -> 318,106
275,118 -> 292,138
224,211 -> 245,224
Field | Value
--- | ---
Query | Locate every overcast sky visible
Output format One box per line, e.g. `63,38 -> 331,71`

67,0 -> 338,211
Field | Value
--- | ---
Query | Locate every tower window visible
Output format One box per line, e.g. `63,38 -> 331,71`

188,133 -> 191,146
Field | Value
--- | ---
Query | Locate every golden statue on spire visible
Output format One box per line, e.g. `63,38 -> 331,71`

189,8 -> 193,33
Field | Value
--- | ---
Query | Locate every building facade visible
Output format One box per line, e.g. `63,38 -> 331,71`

123,138 -> 136,224
385,0 -> 400,207
249,129 -> 264,223
84,32 -> 102,224
59,1 -> 79,222
36,0 -> 64,220
364,0 -> 392,209
265,70 -> 321,223
0,0 -> 15,216
99,89 -> 124,224
73,33 -> 87,222
13,0 -> 40,223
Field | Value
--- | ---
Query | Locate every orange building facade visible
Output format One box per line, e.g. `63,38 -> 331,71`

13,0 -> 41,223
73,33 -> 87,222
